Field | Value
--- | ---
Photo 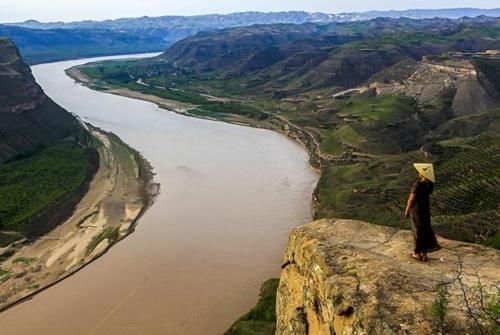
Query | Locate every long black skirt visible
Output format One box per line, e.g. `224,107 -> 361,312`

411,205 -> 441,253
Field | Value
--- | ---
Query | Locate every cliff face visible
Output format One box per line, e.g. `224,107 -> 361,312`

276,219 -> 500,335
0,38 -> 79,163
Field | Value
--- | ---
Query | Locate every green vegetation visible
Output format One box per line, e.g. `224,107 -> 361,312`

0,141 -> 93,235
316,153 -> 417,226
80,63 -> 134,85
0,268 -> 10,283
86,227 -> 120,255
432,134 -> 500,243
430,268 -> 500,335
487,232 -> 500,250
318,95 -> 417,155
474,58 -> 500,96
317,133 -> 500,243
351,32 -> 448,50
431,284 -> 450,334
80,63 -> 208,104
225,279 -> 279,335
321,125 -> 365,155
486,291 -> 500,335
339,95 -> 416,126
12,257 -> 35,264
80,63 -> 269,121
199,102 -> 268,120
446,257 -> 500,335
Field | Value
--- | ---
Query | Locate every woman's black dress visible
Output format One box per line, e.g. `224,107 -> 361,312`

410,180 -> 440,254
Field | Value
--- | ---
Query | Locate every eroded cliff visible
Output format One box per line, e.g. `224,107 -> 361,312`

277,219 -> 500,335
0,38 -> 79,163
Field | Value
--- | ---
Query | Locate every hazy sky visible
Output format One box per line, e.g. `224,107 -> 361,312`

1,0 -> 499,23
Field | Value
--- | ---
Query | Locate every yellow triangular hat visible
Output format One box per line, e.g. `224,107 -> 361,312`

413,163 -> 435,182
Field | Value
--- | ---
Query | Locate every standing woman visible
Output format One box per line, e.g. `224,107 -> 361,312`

404,163 -> 441,261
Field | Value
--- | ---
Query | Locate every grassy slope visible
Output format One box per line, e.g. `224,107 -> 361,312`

0,139 -> 95,246
432,134 -> 500,245
225,279 -> 279,335
80,63 -> 269,121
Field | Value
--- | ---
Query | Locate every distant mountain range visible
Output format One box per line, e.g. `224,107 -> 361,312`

6,12 -> 338,30
0,25 -> 167,64
1,8 -> 500,64
348,7 -> 500,20
6,8 -> 500,30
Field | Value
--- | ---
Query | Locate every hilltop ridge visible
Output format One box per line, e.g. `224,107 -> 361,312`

2,8 -> 500,64
7,8 -> 500,30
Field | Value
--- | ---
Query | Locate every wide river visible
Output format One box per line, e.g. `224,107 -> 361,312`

0,54 -> 318,334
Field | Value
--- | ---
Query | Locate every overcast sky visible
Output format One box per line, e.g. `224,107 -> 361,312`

1,0 -> 499,23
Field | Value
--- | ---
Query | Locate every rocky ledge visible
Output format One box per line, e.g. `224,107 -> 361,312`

277,219 -> 500,335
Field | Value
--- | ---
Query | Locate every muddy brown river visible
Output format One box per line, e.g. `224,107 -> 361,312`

0,54 -> 318,334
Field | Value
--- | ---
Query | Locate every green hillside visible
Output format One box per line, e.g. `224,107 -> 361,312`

0,39 -> 99,247
224,279 -> 279,335
77,17 -> 500,250
0,139 -> 98,247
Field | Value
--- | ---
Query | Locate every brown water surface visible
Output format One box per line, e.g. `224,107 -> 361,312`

0,54 -> 319,335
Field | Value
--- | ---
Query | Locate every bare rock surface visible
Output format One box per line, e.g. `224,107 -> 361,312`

277,219 -> 500,335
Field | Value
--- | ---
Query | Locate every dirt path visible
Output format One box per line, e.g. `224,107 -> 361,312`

0,128 -> 158,311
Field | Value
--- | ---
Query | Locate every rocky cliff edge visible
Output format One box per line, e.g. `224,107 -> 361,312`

277,219 -> 500,335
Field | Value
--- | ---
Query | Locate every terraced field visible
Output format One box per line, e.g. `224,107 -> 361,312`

432,134 -> 500,246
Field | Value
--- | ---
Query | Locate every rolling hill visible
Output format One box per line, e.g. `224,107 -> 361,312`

1,8 -> 500,64
77,16 -> 500,249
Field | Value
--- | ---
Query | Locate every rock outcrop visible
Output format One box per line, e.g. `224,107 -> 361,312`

370,57 -> 495,118
276,219 -> 500,335
0,38 -> 79,163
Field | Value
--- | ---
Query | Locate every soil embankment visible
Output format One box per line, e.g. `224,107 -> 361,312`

0,127 -> 158,311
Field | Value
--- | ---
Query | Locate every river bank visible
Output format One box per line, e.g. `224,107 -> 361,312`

0,127 -> 158,312
67,62 -> 324,334
66,66 -> 326,171
68,65 -> 326,226
0,55 -> 318,335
